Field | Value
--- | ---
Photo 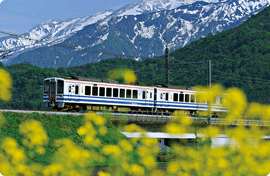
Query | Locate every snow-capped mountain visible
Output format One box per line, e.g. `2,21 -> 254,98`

111,0 -> 221,16
2,0 -> 270,67
0,10 -> 114,64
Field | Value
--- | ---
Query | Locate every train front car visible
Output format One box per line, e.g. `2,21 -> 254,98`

43,78 -> 65,110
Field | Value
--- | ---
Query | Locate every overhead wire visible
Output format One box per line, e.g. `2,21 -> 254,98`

0,8 -> 47,21
0,30 -> 148,60
171,59 -> 270,84
1,30 -> 270,86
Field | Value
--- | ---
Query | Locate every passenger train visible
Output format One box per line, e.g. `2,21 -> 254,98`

43,77 -> 225,114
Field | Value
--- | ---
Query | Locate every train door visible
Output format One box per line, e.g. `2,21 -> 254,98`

163,92 -> 169,108
160,92 -> 166,107
154,88 -> 157,111
50,79 -> 56,104
74,85 -> 80,102
68,84 -> 75,101
147,90 -> 153,107
141,90 -> 149,106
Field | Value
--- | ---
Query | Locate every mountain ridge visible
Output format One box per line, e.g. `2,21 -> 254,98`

1,0 -> 270,67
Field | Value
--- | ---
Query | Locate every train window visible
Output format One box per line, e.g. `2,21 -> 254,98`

160,93 -> 163,100
92,87 -> 98,96
142,91 -> 146,99
113,88 -> 118,97
173,93 -> 178,102
179,92 -> 184,102
51,82 -> 56,93
106,88 -> 112,97
166,93 -> 169,101
154,89 -> 157,100
85,86 -> 91,95
120,89 -> 125,98
126,89 -> 131,98
44,80 -> 50,93
185,94 -> 190,102
215,96 -> 222,104
191,94 -> 195,103
68,86 -> 71,93
133,90 -> 138,99
75,85 -> 79,95
150,92 -> 152,99
57,80 -> 64,94
100,87 -> 105,96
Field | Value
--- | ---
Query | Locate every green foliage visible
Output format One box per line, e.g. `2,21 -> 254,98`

0,111 -> 124,166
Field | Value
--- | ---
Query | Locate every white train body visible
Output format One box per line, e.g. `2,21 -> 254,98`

43,77 -> 224,113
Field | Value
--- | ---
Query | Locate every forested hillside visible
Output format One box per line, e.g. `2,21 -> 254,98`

1,5 -> 270,109
169,5 -> 270,103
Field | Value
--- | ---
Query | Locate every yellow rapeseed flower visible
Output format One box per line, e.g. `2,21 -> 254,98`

123,69 -> 136,84
119,139 -> 133,152
130,164 -> 145,176
19,120 -> 48,148
122,162 -> 130,171
98,171 -> 111,176
167,162 -> 180,174
36,147 -> 46,155
142,155 -> 156,169
43,164 -> 64,176
0,69 -> 12,101
200,126 -> 220,138
224,87 -> 247,122
2,137 -> 26,164
108,68 -> 137,84
141,138 -> 158,147
245,102 -> 262,119
165,123 -> 186,134
124,124 -> 146,133
85,112 -> 106,126
102,145 -> 121,157
54,139 -> 91,168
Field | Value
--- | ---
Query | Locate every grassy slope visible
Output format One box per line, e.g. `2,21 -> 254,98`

0,111 -> 125,165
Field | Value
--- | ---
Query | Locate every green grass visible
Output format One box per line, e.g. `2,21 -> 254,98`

0,111 -> 125,166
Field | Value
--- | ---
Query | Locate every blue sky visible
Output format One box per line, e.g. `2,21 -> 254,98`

0,0 -> 138,36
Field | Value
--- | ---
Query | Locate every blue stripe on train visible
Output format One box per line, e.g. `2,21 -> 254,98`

61,94 -> 203,106
44,95 -> 208,110
58,98 -> 207,110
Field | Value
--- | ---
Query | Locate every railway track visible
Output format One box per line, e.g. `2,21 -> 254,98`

0,109 -> 84,116
0,109 -> 269,126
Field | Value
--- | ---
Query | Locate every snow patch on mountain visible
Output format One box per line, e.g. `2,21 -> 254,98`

2,0 -> 270,66
137,22 -> 156,39
0,10 -> 113,63
113,0 -> 222,17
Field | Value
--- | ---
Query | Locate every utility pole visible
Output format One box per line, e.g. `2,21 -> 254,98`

207,60 -> 211,89
207,60 -> 212,125
164,39 -> 170,85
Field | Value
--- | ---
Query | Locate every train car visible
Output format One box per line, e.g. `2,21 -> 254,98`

43,77 -> 224,114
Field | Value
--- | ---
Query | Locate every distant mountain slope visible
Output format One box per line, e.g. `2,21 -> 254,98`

5,0 -> 270,67
0,0 -> 213,65
0,10 -> 114,64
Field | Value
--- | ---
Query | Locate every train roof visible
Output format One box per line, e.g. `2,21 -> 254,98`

44,77 -> 195,92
